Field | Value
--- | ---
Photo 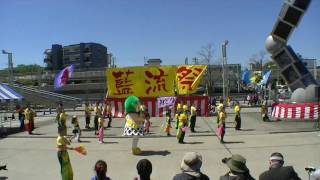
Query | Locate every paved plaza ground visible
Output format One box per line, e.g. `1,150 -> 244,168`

0,107 -> 319,179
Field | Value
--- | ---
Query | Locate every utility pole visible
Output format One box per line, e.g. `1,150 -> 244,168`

221,40 -> 228,101
2,50 -> 14,85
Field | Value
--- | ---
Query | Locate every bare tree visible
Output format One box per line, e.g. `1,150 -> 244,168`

198,43 -> 214,65
249,50 -> 269,71
197,43 -> 216,94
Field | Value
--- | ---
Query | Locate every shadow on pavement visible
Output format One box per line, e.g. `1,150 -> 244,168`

138,150 -> 171,156
29,133 -> 45,135
192,130 -> 211,133
238,129 -> 255,131
223,141 -> 245,144
76,140 -> 91,143
101,141 -> 118,144
184,141 -> 204,145
0,177 -> 8,180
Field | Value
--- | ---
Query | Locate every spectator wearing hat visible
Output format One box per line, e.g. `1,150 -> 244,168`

173,152 -> 210,180
134,159 -> 152,180
220,154 -> 255,180
259,152 -> 301,180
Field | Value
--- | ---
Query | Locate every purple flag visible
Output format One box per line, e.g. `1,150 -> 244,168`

54,64 -> 74,89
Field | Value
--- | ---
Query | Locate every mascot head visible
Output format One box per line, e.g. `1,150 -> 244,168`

125,95 -> 141,114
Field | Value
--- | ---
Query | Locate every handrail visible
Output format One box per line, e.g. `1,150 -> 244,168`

10,83 -> 81,101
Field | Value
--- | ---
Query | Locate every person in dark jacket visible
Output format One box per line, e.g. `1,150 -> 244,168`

134,159 -> 152,180
173,152 -> 210,180
259,152 -> 301,180
219,154 -> 255,180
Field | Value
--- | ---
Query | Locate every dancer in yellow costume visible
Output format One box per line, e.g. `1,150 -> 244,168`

176,113 -> 188,144
234,101 -> 241,130
189,104 -> 197,132
218,105 -> 226,143
58,111 -> 67,136
175,102 -> 183,129
57,127 -> 74,180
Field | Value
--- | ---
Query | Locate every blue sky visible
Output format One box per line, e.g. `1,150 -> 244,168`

0,0 -> 319,69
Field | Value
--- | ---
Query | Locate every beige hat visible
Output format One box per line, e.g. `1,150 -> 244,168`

180,152 -> 202,177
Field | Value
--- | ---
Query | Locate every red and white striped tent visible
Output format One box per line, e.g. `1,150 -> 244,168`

105,96 -> 209,117
272,102 -> 320,120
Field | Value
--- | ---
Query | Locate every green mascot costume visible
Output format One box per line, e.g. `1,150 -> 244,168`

123,95 -> 145,155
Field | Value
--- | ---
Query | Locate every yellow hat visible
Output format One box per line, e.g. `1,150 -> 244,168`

177,103 -> 182,110
183,105 -> 188,111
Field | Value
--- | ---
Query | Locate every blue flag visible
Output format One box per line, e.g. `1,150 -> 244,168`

54,64 -> 74,89
241,70 -> 251,85
258,70 -> 271,85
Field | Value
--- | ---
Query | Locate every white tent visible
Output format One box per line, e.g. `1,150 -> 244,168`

0,83 -> 24,132
0,83 -> 23,103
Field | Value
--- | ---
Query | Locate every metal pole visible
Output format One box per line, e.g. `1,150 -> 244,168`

8,53 -> 14,85
222,52 -> 225,100
222,40 -> 228,101
237,65 -> 240,94
314,59 -> 317,80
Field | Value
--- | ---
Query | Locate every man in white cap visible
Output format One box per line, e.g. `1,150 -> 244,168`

173,152 -> 209,180
259,152 -> 301,180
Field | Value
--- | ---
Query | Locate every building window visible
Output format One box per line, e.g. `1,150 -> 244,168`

84,57 -> 90,62
84,47 -> 90,53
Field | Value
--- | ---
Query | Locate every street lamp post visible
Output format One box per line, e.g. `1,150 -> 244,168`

221,40 -> 228,101
2,50 -> 14,85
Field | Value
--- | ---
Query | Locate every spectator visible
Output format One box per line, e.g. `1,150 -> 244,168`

173,152 -> 210,180
259,152 -> 301,180
134,159 -> 152,180
220,154 -> 255,180
90,160 -> 111,180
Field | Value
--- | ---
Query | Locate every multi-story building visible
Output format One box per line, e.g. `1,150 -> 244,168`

203,64 -> 241,93
42,43 -> 111,101
44,43 -> 110,71
301,58 -> 317,80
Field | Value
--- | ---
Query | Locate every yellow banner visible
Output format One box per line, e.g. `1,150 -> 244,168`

176,65 -> 207,94
107,66 -> 176,98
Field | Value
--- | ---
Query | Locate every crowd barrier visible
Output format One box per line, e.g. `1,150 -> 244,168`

272,102 -> 320,120
105,96 -> 209,117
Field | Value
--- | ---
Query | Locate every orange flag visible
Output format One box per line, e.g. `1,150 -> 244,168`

74,144 -> 87,155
